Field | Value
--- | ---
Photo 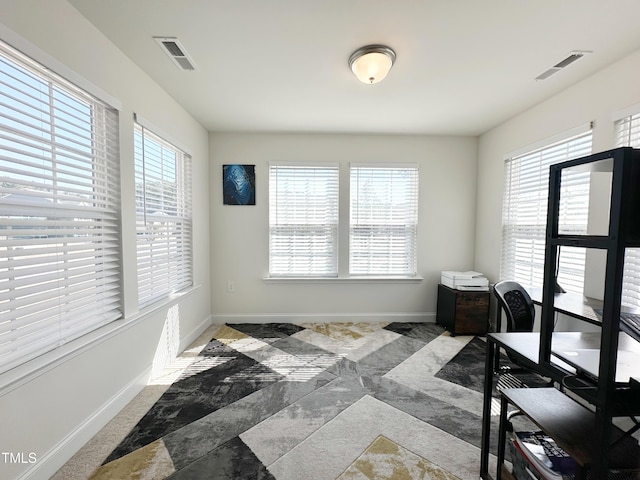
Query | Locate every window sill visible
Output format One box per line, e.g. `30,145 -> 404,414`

0,284 -> 202,397
263,276 -> 423,284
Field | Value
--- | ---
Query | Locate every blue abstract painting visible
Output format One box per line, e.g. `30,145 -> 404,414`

223,164 -> 255,205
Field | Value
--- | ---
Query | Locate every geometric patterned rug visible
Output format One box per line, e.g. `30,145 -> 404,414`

85,322 -> 498,479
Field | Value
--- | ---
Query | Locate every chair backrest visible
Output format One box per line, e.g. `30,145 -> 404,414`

493,280 -> 535,332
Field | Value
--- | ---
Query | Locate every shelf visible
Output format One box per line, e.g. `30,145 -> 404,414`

501,388 -> 640,471
548,235 -> 614,249
550,236 -> 640,249
530,288 -> 640,342
529,288 -> 603,325
550,147 -> 640,243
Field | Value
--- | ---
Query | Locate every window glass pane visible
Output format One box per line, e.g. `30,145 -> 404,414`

134,123 -> 192,308
557,168 -> 593,236
615,111 -> 640,307
0,40 -> 121,373
501,132 -> 592,293
350,165 -> 419,276
269,164 -> 339,277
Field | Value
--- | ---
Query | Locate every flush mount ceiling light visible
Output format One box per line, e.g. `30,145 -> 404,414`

349,45 -> 396,84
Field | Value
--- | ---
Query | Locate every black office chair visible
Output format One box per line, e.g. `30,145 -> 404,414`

492,280 -> 547,390
493,280 -> 535,335
492,281 -> 554,435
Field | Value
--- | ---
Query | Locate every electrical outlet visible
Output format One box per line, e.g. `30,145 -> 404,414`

227,281 -> 235,293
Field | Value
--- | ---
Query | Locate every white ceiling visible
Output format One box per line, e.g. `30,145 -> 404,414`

68,0 -> 640,136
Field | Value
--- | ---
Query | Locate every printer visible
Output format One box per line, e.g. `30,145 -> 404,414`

440,271 -> 489,291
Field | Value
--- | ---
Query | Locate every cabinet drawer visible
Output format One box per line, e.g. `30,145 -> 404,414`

456,293 -> 489,307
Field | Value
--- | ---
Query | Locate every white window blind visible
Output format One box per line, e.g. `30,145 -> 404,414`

350,165 -> 419,276
615,111 -> 640,147
501,132 -> 592,293
615,111 -> 640,308
269,164 -> 339,277
134,122 -> 192,308
0,41 -> 122,373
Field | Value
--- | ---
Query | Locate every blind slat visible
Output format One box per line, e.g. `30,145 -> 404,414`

269,164 -> 339,277
350,166 -> 419,276
134,122 -> 192,308
501,131 -> 592,293
0,40 -> 122,374
615,112 -> 640,308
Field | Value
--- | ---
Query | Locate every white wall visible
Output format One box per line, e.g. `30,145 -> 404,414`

210,133 -> 478,322
5,2 -> 637,478
475,48 -> 640,283
0,1 -> 211,479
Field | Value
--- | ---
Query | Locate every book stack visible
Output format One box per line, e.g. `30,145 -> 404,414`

511,431 -> 577,480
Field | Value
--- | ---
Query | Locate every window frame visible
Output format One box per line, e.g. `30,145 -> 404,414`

268,162 -> 339,278
349,163 -> 419,277
0,39 -> 122,374
614,108 -> 640,308
500,130 -> 593,294
134,120 -> 193,308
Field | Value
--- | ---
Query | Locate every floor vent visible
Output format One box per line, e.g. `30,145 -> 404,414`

154,37 -> 197,71
535,50 -> 591,80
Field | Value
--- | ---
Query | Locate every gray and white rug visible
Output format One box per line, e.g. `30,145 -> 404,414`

84,322 -> 500,479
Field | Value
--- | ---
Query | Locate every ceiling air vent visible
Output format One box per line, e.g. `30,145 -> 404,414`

154,37 -> 197,71
535,50 -> 591,80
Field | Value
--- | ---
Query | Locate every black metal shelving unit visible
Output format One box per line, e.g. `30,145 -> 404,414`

480,147 -> 640,480
538,146 -> 640,478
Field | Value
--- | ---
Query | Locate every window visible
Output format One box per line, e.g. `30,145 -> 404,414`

350,165 -> 419,276
0,41 -> 121,373
134,122 -> 192,308
615,110 -> 640,307
615,111 -> 640,147
501,131 -> 592,294
269,163 -> 339,277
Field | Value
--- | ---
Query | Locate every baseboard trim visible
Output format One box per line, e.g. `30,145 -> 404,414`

19,314 -> 214,480
19,366 -> 151,480
179,314 -> 213,351
211,312 -> 436,324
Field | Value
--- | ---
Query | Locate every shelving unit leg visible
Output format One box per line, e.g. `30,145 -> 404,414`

592,408 -> 613,479
480,338 -> 496,480
497,395 -> 509,480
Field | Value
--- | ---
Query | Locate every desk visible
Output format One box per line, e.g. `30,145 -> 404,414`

493,289 -> 640,373
485,147 -> 640,479
487,331 -> 640,391
494,289 -> 604,332
552,332 -> 640,385
483,285 -> 640,479
527,289 -> 640,384
480,331 -> 640,480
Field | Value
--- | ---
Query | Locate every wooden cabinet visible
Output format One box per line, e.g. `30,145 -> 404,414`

436,283 -> 489,336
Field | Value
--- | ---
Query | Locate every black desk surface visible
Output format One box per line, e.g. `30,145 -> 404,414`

489,331 -> 640,384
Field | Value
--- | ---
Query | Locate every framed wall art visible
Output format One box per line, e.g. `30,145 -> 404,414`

222,164 -> 255,205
